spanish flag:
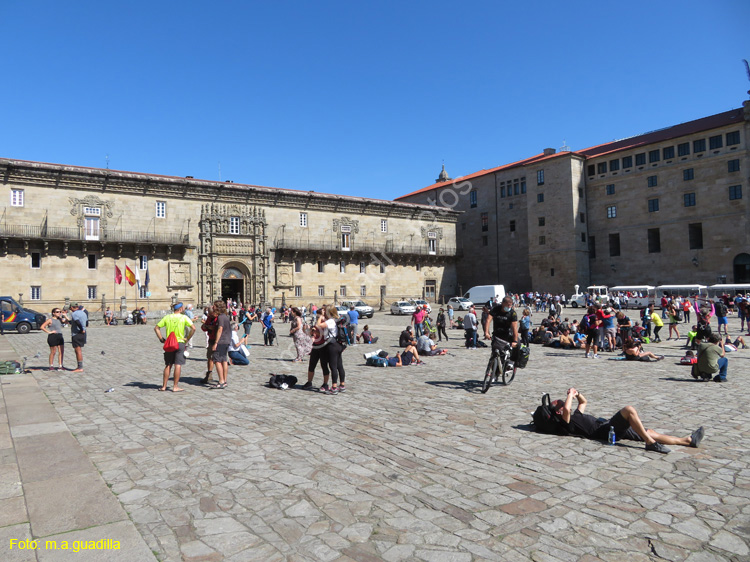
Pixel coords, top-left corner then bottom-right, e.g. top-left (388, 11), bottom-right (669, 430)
top-left (125, 265), bottom-right (136, 287)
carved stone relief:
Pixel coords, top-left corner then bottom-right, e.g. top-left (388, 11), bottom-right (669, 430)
top-left (332, 217), bottom-right (360, 234)
top-left (275, 263), bottom-right (293, 288)
top-left (420, 225), bottom-right (444, 239)
top-left (168, 262), bottom-right (192, 288)
top-left (69, 196), bottom-right (114, 230)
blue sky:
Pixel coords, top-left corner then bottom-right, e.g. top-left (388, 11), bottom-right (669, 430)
top-left (3, 1), bottom-right (749, 200)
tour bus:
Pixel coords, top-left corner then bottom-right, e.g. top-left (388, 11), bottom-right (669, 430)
top-left (609, 286), bottom-right (656, 309)
top-left (655, 285), bottom-right (708, 308)
top-left (569, 285), bottom-right (608, 307)
top-left (707, 284), bottom-right (750, 298)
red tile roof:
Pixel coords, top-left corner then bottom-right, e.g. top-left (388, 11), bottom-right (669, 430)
top-left (396, 107), bottom-right (745, 201)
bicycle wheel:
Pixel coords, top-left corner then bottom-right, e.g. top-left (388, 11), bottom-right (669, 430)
top-left (481, 356), bottom-right (498, 393)
top-left (501, 362), bottom-right (517, 385)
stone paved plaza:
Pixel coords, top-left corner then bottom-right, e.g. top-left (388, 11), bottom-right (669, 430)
top-left (4, 310), bottom-right (750, 562)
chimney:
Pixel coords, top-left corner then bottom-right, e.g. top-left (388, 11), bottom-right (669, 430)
top-left (543, 148), bottom-right (556, 156)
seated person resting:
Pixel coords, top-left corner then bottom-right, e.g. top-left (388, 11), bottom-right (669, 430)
top-left (623, 338), bottom-right (664, 361)
top-left (552, 387), bottom-right (704, 454)
top-left (399, 326), bottom-right (416, 348)
top-left (387, 345), bottom-right (422, 366)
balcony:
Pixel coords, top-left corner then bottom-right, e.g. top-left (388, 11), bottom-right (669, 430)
top-left (274, 236), bottom-right (460, 258)
top-left (0, 224), bottom-right (190, 246)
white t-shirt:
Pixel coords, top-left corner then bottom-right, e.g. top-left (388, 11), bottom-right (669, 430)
top-left (230, 331), bottom-right (242, 352)
top-left (324, 318), bottom-right (338, 339)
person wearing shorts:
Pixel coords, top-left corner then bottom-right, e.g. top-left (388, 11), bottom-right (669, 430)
top-left (551, 387), bottom-right (704, 454)
top-left (210, 300), bottom-right (231, 389)
top-left (154, 302), bottom-right (195, 392)
top-left (69, 302), bottom-right (88, 372)
top-left (40, 307), bottom-right (67, 370)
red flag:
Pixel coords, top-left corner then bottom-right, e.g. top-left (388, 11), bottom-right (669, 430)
top-left (125, 266), bottom-right (136, 286)
top-left (115, 265), bottom-right (123, 285)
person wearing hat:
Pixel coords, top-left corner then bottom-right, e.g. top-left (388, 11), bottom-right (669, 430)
top-left (154, 302), bottom-right (195, 392)
top-left (69, 302), bottom-right (88, 372)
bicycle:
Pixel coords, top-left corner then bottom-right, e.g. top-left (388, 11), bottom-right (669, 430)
top-left (481, 338), bottom-right (516, 393)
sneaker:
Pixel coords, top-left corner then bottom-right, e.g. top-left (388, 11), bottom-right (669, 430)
top-left (201, 373), bottom-right (212, 385)
top-left (326, 386), bottom-right (339, 395)
top-left (690, 426), bottom-right (705, 448)
top-left (301, 381), bottom-right (313, 390)
top-left (585, 353), bottom-right (590, 358)
top-left (645, 442), bottom-right (671, 454)
top-left (338, 384), bottom-right (347, 393)
top-left (713, 376), bottom-right (727, 383)
top-left (657, 355), bottom-right (665, 361)
top-left (592, 354), bottom-right (600, 359)
top-left (319, 384), bottom-right (329, 393)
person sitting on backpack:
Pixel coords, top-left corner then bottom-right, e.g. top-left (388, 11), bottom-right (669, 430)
top-left (551, 387), bottom-right (704, 454)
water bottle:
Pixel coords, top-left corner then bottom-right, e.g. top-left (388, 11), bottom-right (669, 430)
top-left (105, 388), bottom-right (115, 393)
top-left (608, 426), bottom-right (616, 445)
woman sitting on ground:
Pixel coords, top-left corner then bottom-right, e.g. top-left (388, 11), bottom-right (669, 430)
top-left (623, 338), bottom-right (664, 361)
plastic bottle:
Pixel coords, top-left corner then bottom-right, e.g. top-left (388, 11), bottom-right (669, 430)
top-left (608, 426), bottom-right (616, 445)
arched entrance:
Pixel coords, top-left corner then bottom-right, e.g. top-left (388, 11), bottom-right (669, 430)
top-left (221, 267), bottom-right (245, 304)
top-left (734, 253), bottom-right (750, 283)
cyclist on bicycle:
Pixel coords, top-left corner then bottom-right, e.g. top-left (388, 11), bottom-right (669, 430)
top-left (483, 296), bottom-right (519, 375)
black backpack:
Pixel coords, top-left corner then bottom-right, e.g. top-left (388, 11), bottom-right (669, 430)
top-left (715, 301), bottom-right (728, 317)
top-left (335, 317), bottom-right (349, 347)
top-left (268, 374), bottom-right (298, 389)
top-left (512, 344), bottom-right (530, 369)
top-left (532, 393), bottom-right (566, 435)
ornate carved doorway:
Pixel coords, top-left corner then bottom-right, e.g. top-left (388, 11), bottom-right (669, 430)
top-left (221, 267), bottom-right (245, 304)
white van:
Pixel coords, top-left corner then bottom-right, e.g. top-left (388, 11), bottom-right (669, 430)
top-left (463, 285), bottom-right (505, 306)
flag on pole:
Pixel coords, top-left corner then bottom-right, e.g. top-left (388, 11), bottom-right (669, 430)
top-left (115, 265), bottom-right (123, 285)
top-left (125, 266), bottom-right (136, 286)
top-left (135, 264), bottom-right (142, 289)
top-left (145, 266), bottom-right (150, 290)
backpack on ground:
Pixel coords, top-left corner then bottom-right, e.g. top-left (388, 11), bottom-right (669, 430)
top-left (512, 344), bottom-right (530, 369)
top-left (366, 356), bottom-right (388, 367)
top-left (532, 393), bottom-right (566, 435)
top-left (268, 374), bottom-right (298, 389)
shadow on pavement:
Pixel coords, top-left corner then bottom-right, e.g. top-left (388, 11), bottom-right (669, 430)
top-left (424, 380), bottom-right (486, 393)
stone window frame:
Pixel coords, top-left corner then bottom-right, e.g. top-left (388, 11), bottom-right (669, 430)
top-left (728, 159), bottom-right (740, 173)
top-left (380, 219), bottom-right (388, 233)
top-left (156, 200), bottom-right (166, 219)
top-left (87, 285), bottom-right (97, 300)
top-left (729, 185), bottom-right (742, 200)
top-left (684, 193), bottom-right (696, 207)
top-left (683, 168), bottom-right (694, 181)
top-left (607, 206), bottom-right (617, 219)
top-left (294, 286), bottom-right (302, 297)
top-left (30, 286), bottom-right (41, 300)
top-left (10, 188), bottom-right (24, 207)
top-left (229, 216), bottom-right (240, 235)
top-left (299, 212), bottom-right (308, 227)
top-left (31, 252), bottom-right (41, 269)
top-left (318, 285), bottom-right (325, 297)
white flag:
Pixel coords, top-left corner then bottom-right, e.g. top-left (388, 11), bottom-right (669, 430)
top-left (135, 263), bottom-right (142, 289)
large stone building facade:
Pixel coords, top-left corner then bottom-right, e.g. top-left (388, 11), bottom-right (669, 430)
top-left (0, 160), bottom-right (459, 315)
top-left (397, 99), bottom-right (750, 295)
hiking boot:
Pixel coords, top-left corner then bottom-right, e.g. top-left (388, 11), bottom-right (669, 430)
top-left (690, 426), bottom-right (705, 448)
top-left (645, 442), bottom-right (671, 454)
top-left (301, 381), bottom-right (313, 390)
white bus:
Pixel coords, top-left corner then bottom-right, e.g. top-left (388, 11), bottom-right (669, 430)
top-left (609, 286), bottom-right (656, 309)
top-left (655, 285), bottom-right (708, 308)
top-left (707, 284), bottom-right (750, 298)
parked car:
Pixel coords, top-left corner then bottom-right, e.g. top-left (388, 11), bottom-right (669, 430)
top-left (335, 305), bottom-right (350, 318)
top-left (0, 296), bottom-right (46, 334)
top-left (390, 301), bottom-right (416, 315)
top-left (341, 300), bottom-right (374, 318)
top-left (447, 297), bottom-right (473, 311)
top-left (409, 299), bottom-right (432, 313)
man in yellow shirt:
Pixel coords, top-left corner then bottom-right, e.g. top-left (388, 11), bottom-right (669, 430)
top-left (154, 303), bottom-right (195, 392)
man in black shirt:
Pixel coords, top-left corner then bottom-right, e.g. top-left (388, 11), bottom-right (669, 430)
top-left (551, 387), bottom-right (704, 454)
top-left (484, 296), bottom-right (519, 346)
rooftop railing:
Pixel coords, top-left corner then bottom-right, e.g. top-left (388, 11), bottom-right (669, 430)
top-left (0, 224), bottom-right (190, 245)
top-left (274, 236), bottom-right (460, 257)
